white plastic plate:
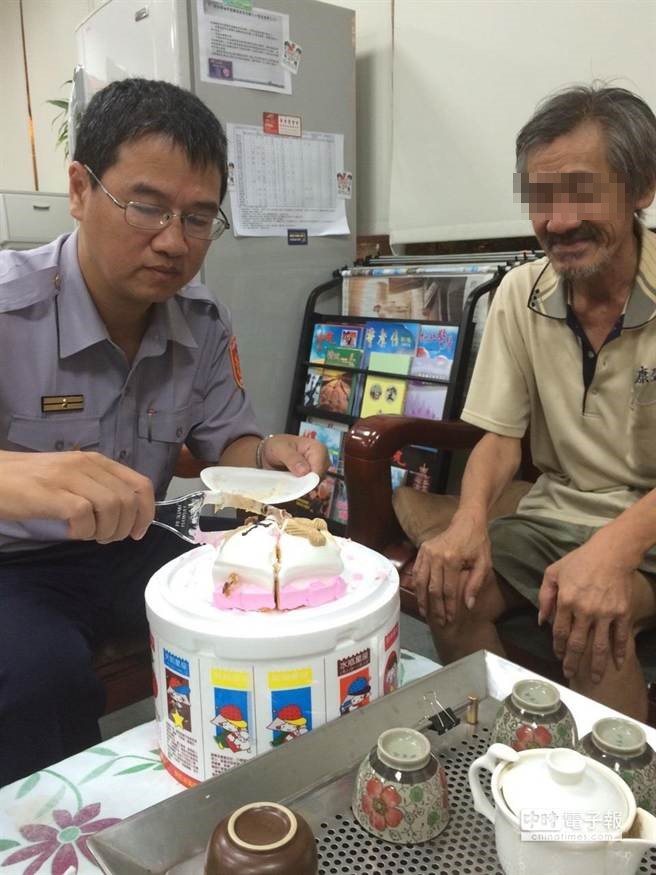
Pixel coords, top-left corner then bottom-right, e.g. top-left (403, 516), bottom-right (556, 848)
top-left (199, 466), bottom-right (320, 504)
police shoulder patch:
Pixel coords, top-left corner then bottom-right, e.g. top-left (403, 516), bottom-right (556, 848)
top-left (228, 335), bottom-right (244, 389)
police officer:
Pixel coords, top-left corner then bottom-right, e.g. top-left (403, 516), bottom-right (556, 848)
top-left (0, 78), bottom-right (328, 785)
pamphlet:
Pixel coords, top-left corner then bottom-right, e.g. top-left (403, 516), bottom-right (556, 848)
top-left (404, 382), bottom-right (448, 421)
top-left (299, 418), bottom-right (347, 474)
top-left (329, 478), bottom-right (348, 524)
top-left (309, 324), bottom-right (362, 364)
top-left (363, 321), bottom-right (419, 363)
top-left (368, 351), bottom-right (412, 377)
top-left (410, 324), bottom-right (459, 381)
top-left (318, 369), bottom-right (357, 415)
top-left (324, 344), bottom-right (364, 370)
top-left (360, 375), bottom-right (407, 418)
top-left (293, 474), bottom-right (336, 520)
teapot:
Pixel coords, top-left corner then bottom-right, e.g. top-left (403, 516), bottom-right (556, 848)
top-left (468, 742), bottom-right (656, 875)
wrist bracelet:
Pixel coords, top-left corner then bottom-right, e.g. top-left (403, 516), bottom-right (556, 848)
top-left (255, 434), bottom-right (274, 469)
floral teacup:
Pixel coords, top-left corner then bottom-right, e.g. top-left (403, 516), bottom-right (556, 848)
top-left (491, 679), bottom-right (578, 751)
top-left (352, 727), bottom-right (449, 844)
top-left (578, 717), bottom-right (656, 815)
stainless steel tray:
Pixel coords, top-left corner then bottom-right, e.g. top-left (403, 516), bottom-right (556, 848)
top-left (88, 651), bottom-right (656, 874)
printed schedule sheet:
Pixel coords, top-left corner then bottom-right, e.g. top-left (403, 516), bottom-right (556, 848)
top-left (227, 123), bottom-right (350, 237)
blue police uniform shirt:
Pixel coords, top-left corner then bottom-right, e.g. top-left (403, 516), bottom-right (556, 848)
top-left (0, 231), bottom-right (261, 550)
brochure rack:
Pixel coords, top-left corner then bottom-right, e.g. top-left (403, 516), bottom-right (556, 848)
top-left (285, 252), bottom-right (541, 534)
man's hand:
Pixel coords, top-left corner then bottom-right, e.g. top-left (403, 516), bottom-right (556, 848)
top-left (412, 511), bottom-right (492, 626)
top-left (538, 539), bottom-right (634, 684)
top-left (260, 433), bottom-right (329, 477)
top-left (0, 451), bottom-right (154, 543)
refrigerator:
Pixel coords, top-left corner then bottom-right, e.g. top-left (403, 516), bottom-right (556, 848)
top-left (74, 0), bottom-right (355, 437)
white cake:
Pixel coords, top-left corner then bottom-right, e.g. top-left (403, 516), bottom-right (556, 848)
top-left (212, 516), bottom-right (346, 611)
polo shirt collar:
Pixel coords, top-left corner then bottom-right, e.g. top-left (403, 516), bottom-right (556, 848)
top-left (57, 231), bottom-right (200, 358)
top-left (527, 222), bottom-right (656, 328)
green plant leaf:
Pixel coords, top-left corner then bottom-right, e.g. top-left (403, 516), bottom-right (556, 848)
top-left (46, 85), bottom-right (71, 158)
top-left (90, 746), bottom-right (118, 757)
top-left (34, 784), bottom-right (66, 821)
top-left (16, 773), bottom-right (40, 798)
top-left (80, 760), bottom-right (116, 783)
top-left (0, 839), bottom-right (21, 851)
top-left (115, 763), bottom-right (156, 775)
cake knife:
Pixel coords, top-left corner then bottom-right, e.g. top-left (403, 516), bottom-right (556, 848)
top-left (152, 489), bottom-right (290, 543)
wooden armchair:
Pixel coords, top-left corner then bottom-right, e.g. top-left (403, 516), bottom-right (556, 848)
top-left (92, 447), bottom-right (207, 714)
top-left (343, 414), bottom-right (564, 680)
top-left (343, 414), bottom-right (656, 723)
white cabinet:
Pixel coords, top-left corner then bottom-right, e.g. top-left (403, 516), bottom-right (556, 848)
top-left (0, 192), bottom-right (72, 249)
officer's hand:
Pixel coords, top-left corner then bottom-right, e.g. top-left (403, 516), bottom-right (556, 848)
top-left (260, 434), bottom-right (330, 477)
top-left (0, 451), bottom-right (154, 543)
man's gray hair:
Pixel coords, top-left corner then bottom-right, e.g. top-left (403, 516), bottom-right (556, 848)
top-left (516, 84), bottom-right (656, 199)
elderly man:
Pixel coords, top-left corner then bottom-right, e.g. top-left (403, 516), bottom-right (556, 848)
top-left (413, 84), bottom-right (656, 722)
top-left (0, 78), bottom-right (327, 785)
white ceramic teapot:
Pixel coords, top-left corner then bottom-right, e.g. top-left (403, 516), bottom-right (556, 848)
top-left (468, 742), bottom-right (656, 875)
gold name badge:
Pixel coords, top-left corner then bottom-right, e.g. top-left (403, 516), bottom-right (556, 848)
top-left (41, 395), bottom-right (84, 413)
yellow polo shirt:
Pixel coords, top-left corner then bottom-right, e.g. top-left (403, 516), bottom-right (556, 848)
top-left (461, 223), bottom-right (656, 527)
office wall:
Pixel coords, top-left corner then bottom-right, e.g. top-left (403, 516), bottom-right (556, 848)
top-left (0, 0), bottom-right (392, 236)
top-left (0, 1), bottom-right (33, 190)
top-left (323, 0), bottom-right (392, 237)
top-left (0, 0), bottom-right (97, 193)
top-left (9, 1), bottom-right (654, 242)
top-left (389, 0), bottom-right (656, 244)
top-left (22, 0), bottom-right (98, 192)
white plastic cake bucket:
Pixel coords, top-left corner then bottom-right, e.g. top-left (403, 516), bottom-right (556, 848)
top-left (146, 539), bottom-right (400, 786)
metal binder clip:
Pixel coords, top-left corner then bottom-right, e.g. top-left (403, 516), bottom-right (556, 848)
top-left (437, 704), bottom-right (459, 731)
top-left (422, 692), bottom-right (460, 735)
top-left (422, 692), bottom-right (442, 733)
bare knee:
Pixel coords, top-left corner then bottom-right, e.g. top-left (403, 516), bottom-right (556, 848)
top-left (571, 632), bottom-right (638, 684)
top-left (427, 594), bottom-right (504, 661)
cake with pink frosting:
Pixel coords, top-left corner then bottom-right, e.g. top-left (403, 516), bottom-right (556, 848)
top-left (212, 516), bottom-right (346, 611)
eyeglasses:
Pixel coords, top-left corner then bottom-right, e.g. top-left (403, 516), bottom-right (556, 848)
top-left (84, 165), bottom-right (230, 241)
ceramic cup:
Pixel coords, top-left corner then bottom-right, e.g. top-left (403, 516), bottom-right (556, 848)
top-left (204, 801), bottom-right (318, 875)
top-left (577, 717), bottom-right (656, 815)
top-left (352, 726), bottom-right (449, 844)
top-left (491, 679), bottom-right (578, 751)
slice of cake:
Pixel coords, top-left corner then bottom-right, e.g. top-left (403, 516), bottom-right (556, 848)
top-left (212, 518), bottom-right (279, 610)
top-left (211, 515), bottom-right (346, 611)
top-left (276, 518), bottom-right (346, 610)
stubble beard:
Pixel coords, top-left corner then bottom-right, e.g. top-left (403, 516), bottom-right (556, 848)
top-left (542, 222), bottom-right (611, 282)
top-left (552, 246), bottom-right (613, 282)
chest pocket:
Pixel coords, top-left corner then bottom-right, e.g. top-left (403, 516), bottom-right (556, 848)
top-left (630, 378), bottom-right (656, 408)
top-left (7, 415), bottom-right (101, 452)
top-left (137, 405), bottom-right (194, 444)
top-left (628, 379), bottom-right (656, 479)
top-left (136, 405), bottom-right (195, 495)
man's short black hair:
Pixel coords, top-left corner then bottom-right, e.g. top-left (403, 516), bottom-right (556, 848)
top-left (73, 78), bottom-right (228, 202)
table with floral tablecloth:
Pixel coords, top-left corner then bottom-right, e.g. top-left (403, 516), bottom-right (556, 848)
top-left (0, 650), bottom-right (441, 875)
top-left (4, 651), bottom-right (651, 875)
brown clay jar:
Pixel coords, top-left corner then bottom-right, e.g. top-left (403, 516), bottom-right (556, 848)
top-left (204, 801), bottom-right (318, 875)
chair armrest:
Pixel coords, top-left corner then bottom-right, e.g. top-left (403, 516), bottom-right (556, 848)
top-left (344, 415), bottom-right (484, 551)
top-left (173, 445), bottom-right (209, 478)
